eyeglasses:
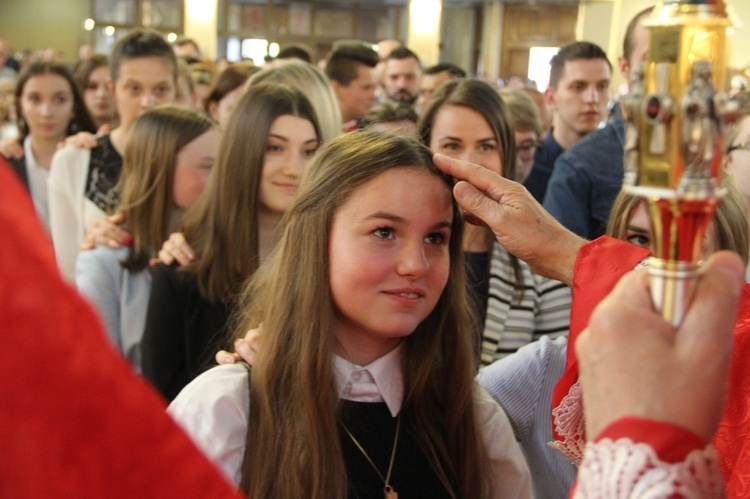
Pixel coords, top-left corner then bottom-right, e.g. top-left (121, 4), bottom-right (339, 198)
top-left (727, 142), bottom-right (750, 155)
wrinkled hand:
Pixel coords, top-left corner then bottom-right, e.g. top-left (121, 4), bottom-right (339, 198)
top-left (432, 154), bottom-right (585, 285)
top-left (59, 131), bottom-right (98, 150)
top-left (577, 251), bottom-right (744, 442)
top-left (151, 232), bottom-right (194, 267)
top-left (0, 136), bottom-right (23, 160)
top-left (215, 327), bottom-right (261, 365)
top-left (80, 213), bottom-right (133, 250)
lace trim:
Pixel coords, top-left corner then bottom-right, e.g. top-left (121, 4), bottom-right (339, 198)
top-left (549, 379), bottom-right (585, 466)
top-left (548, 258), bottom-right (651, 467)
top-left (84, 135), bottom-right (122, 214)
top-left (574, 438), bottom-right (724, 498)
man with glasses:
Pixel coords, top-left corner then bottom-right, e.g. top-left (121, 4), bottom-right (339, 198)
top-left (499, 87), bottom-right (544, 182)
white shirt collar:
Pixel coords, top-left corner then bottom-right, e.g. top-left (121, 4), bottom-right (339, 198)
top-left (333, 342), bottom-right (404, 417)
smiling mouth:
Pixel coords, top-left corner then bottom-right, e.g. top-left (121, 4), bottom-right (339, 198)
top-left (384, 290), bottom-right (425, 299)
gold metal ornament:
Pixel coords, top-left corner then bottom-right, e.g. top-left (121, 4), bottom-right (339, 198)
top-left (623, 0), bottom-right (736, 325)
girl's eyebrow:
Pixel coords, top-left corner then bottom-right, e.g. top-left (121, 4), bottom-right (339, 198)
top-left (364, 211), bottom-right (405, 224)
top-left (626, 224), bottom-right (649, 234)
top-left (439, 135), bottom-right (497, 143)
top-left (364, 211), bottom-right (452, 229)
top-left (268, 135), bottom-right (319, 144)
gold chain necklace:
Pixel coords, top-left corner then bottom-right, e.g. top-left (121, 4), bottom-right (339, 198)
top-left (340, 413), bottom-right (401, 499)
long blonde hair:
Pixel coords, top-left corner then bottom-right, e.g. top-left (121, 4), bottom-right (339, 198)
top-left (235, 131), bottom-right (490, 498)
top-left (117, 105), bottom-right (215, 271)
top-left (181, 83), bottom-right (320, 302)
top-left (606, 178), bottom-right (749, 265)
top-left (248, 60), bottom-right (342, 142)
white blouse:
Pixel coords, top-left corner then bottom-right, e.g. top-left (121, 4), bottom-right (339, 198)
top-left (168, 344), bottom-right (532, 498)
top-left (23, 137), bottom-right (50, 232)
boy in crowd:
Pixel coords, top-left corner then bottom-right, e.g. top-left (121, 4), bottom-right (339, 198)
top-left (325, 41), bottom-right (379, 131)
top-left (523, 41), bottom-right (611, 203)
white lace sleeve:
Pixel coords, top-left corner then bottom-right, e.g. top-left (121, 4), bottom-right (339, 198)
top-left (574, 438), bottom-right (724, 498)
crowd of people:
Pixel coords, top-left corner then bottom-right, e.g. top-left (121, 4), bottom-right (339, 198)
top-left (2, 4), bottom-right (750, 496)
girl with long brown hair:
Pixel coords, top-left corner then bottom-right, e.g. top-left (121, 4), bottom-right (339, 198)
top-left (141, 83), bottom-right (321, 400)
top-left (168, 131), bottom-right (531, 498)
top-left (5, 61), bottom-right (97, 231)
top-left (75, 105), bottom-right (218, 369)
top-left (419, 78), bottom-right (571, 365)
top-left (74, 54), bottom-right (117, 131)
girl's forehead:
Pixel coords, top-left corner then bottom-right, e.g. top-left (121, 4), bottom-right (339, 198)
top-left (358, 167), bottom-right (445, 189)
top-left (25, 73), bottom-right (71, 90)
top-left (337, 167), bottom-right (449, 209)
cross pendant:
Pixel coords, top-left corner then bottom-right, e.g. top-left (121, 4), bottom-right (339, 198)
top-left (384, 485), bottom-right (398, 499)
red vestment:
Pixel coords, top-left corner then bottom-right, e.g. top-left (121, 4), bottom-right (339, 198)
top-left (554, 236), bottom-right (750, 497)
top-left (0, 158), bottom-right (241, 498)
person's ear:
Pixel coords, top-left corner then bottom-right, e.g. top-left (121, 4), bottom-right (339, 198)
top-left (618, 55), bottom-right (629, 80)
top-left (544, 86), bottom-right (556, 110)
top-left (207, 100), bottom-right (219, 121)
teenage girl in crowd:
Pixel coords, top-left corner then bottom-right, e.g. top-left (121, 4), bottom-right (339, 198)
top-left (545, 178), bottom-right (750, 495)
top-left (82, 61), bottom-right (341, 268)
top-left (75, 105), bottom-right (218, 370)
top-left (168, 130), bottom-right (531, 498)
top-left (140, 84), bottom-right (321, 400)
top-left (74, 54), bottom-right (117, 132)
top-left (419, 78), bottom-right (570, 364)
top-left (204, 62), bottom-right (257, 131)
top-left (5, 61), bottom-right (96, 232)
top-left (470, 178), bottom-right (749, 498)
top-left (606, 184), bottom-right (749, 262)
top-left (156, 60), bottom-right (342, 267)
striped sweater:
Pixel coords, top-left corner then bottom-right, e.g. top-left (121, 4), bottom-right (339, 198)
top-left (480, 242), bottom-right (571, 365)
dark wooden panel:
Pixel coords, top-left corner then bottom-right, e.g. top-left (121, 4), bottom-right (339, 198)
top-left (500, 3), bottom-right (578, 81)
